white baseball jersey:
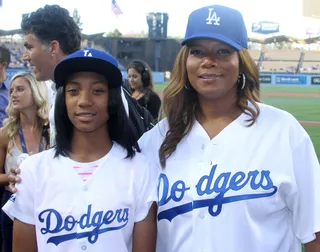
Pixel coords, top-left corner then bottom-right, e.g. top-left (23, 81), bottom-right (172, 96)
top-left (3, 143), bottom-right (156, 252)
top-left (46, 81), bottom-right (56, 147)
top-left (139, 102), bottom-right (320, 252)
top-left (45, 80), bottom-right (56, 109)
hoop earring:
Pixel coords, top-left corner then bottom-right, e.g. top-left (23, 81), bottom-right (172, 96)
top-left (238, 73), bottom-right (246, 90)
top-left (184, 81), bottom-right (193, 91)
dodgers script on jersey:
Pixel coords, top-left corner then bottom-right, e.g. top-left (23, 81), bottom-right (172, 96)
top-left (3, 143), bottom-right (157, 252)
top-left (139, 102), bottom-right (320, 252)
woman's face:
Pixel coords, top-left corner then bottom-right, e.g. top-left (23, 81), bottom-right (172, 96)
top-left (10, 77), bottom-right (35, 111)
top-left (128, 68), bottom-right (143, 90)
top-left (186, 39), bottom-right (240, 101)
top-left (65, 72), bottom-right (109, 133)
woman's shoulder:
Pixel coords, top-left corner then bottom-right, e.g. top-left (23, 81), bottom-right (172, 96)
top-left (0, 128), bottom-right (9, 148)
top-left (21, 149), bottom-right (55, 166)
top-left (255, 102), bottom-right (310, 148)
top-left (148, 90), bottom-right (161, 100)
top-left (257, 102), bottom-right (301, 125)
top-left (138, 118), bottom-right (168, 152)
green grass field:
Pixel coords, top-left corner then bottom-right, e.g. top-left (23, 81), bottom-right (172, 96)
top-left (154, 83), bottom-right (320, 160)
top-left (261, 97), bottom-right (320, 121)
top-left (261, 85), bottom-right (320, 94)
top-left (154, 83), bottom-right (320, 94)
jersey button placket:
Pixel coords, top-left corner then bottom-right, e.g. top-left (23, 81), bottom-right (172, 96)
top-left (199, 212), bottom-right (205, 219)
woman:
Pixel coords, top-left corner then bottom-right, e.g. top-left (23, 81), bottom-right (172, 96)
top-left (0, 72), bottom-right (49, 252)
top-left (127, 60), bottom-right (161, 119)
top-left (139, 5), bottom-right (320, 252)
top-left (4, 49), bottom-right (157, 252)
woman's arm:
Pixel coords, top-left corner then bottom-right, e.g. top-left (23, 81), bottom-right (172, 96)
top-left (146, 92), bottom-right (161, 119)
top-left (132, 202), bottom-right (157, 252)
top-left (304, 232), bottom-right (320, 252)
top-left (0, 128), bottom-right (10, 186)
top-left (13, 219), bottom-right (37, 252)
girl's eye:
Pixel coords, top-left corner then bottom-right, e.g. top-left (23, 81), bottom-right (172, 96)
top-left (93, 89), bottom-right (105, 94)
top-left (67, 89), bottom-right (79, 95)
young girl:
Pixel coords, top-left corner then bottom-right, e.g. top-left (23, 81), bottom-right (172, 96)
top-left (0, 72), bottom-right (49, 252)
top-left (4, 49), bottom-right (157, 252)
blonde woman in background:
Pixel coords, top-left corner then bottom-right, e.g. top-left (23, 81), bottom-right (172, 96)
top-left (0, 72), bottom-right (49, 252)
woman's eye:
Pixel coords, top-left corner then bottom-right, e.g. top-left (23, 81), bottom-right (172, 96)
top-left (190, 49), bottom-right (203, 55)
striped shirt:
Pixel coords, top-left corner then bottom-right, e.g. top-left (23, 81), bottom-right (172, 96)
top-left (73, 164), bottom-right (99, 181)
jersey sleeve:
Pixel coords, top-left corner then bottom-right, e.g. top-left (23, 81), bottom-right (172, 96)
top-left (2, 158), bottom-right (36, 225)
top-left (134, 156), bottom-right (159, 222)
top-left (286, 136), bottom-right (320, 244)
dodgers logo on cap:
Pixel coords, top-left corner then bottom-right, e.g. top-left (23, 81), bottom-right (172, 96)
top-left (83, 49), bottom-right (93, 57)
top-left (182, 5), bottom-right (248, 51)
top-left (54, 48), bottom-right (123, 89)
top-left (206, 8), bottom-right (220, 26)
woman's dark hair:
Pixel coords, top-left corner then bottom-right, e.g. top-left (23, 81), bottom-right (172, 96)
top-left (54, 85), bottom-right (140, 159)
top-left (127, 60), bottom-right (154, 91)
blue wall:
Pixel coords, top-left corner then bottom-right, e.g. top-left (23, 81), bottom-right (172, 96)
top-left (6, 68), bottom-right (320, 85)
top-left (259, 73), bottom-right (320, 85)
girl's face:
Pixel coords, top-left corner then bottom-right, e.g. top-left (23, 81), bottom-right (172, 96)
top-left (65, 72), bottom-right (109, 133)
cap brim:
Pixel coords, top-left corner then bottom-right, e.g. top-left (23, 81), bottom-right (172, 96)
top-left (181, 32), bottom-right (243, 51)
top-left (54, 57), bottom-right (123, 89)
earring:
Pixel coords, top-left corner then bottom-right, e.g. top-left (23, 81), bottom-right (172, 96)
top-left (238, 73), bottom-right (246, 90)
top-left (184, 81), bottom-right (193, 91)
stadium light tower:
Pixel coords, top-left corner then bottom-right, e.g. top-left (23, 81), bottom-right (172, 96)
top-left (146, 12), bottom-right (169, 71)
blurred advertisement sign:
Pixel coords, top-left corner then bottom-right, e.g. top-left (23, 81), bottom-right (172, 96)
top-left (252, 21), bottom-right (280, 34)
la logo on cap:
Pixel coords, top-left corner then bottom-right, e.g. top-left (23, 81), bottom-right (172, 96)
top-left (206, 8), bottom-right (220, 26)
top-left (83, 49), bottom-right (93, 57)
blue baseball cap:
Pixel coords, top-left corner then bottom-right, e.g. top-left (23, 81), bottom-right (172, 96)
top-left (54, 48), bottom-right (123, 89)
top-left (182, 5), bottom-right (248, 50)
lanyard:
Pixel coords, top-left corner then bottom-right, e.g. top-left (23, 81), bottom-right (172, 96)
top-left (18, 123), bottom-right (44, 154)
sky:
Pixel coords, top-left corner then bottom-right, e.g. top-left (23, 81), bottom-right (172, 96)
top-left (0, 0), bottom-right (320, 39)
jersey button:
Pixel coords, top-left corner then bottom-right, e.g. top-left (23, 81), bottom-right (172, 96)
top-left (82, 185), bottom-right (88, 191)
top-left (81, 245), bottom-right (87, 250)
top-left (199, 213), bottom-right (204, 219)
top-left (201, 144), bottom-right (205, 150)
